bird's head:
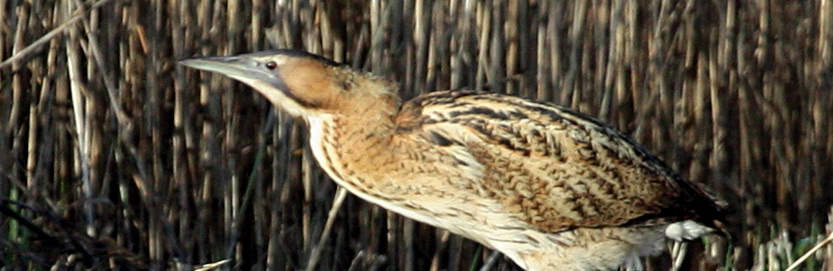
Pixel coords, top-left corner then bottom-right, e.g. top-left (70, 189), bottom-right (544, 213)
top-left (180, 50), bottom-right (399, 120)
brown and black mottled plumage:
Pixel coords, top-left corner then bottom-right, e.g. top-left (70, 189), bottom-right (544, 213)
top-left (397, 91), bottom-right (726, 231)
top-left (180, 50), bottom-right (728, 271)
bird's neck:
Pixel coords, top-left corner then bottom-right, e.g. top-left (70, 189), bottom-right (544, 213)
top-left (305, 97), bottom-right (401, 191)
top-left (337, 94), bottom-right (399, 137)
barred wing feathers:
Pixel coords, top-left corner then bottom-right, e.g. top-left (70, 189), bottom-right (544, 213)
top-left (395, 91), bottom-right (726, 234)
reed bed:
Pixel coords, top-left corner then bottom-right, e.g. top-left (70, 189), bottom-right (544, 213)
top-left (1, 0), bottom-right (832, 270)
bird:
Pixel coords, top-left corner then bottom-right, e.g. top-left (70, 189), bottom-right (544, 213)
top-left (179, 49), bottom-right (728, 271)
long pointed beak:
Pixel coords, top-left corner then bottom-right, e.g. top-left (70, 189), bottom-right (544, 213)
top-left (179, 55), bottom-right (277, 86)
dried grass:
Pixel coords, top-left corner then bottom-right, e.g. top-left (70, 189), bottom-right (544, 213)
top-left (1, 0), bottom-right (832, 270)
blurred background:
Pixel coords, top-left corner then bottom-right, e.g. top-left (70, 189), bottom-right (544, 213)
top-left (1, 0), bottom-right (832, 270)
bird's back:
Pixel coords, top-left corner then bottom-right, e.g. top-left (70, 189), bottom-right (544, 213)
top-left (390, 90), bottom-right (727, 270)
top-left (395, 91), bottom-right (726, 231)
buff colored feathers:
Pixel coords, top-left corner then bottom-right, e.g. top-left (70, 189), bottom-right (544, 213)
top-left (180, 50), bottom-right (727, 271)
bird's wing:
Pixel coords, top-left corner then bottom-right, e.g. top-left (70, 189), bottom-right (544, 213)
top-left (394, 91), bottom-right (726, 234)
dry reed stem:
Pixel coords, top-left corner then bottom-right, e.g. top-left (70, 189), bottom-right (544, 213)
top-left (785, 232), bottom-right (833, 271)
top-left (0, 0), bottom-right (112, 69)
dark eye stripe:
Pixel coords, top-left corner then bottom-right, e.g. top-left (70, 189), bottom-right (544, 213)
top-left (267, 71), bottom-right (323, 109)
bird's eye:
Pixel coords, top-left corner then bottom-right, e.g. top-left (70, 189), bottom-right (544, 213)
top-left (265, 61), bottom-right (277, 70)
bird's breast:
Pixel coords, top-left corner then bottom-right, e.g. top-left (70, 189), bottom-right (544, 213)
top-left (305, 115), bottom-right (476, 230)
top-left (304, 114), bottom-right (526, 233)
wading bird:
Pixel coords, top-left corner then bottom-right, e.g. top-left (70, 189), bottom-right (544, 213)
top-left (180, 50), bottom-right (727, 271)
